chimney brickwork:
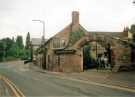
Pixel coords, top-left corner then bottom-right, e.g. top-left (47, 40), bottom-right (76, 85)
top-left (72, 11), bottom-right (80, 32)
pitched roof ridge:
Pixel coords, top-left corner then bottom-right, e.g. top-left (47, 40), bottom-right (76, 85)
top-left (56, 23), bottom-right (72, 34)
top-left (88, 31), bottom-right (123, 33)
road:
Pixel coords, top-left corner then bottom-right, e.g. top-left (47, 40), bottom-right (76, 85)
top-left (0, 78), bottom-right (12, 96)
top-left (0, 62), bottom-right (135, 97)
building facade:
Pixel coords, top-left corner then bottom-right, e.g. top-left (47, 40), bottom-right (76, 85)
top-left (35, 11), bottom-right (133, 72)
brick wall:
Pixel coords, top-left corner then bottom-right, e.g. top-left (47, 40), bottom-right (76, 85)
top-left (58, 51), bottom-right (83, 72)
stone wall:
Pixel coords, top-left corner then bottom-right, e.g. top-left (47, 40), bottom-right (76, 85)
top-left (59, 51), bottom-right (83, 72)
top-left (45, 48), bottom-right (83, 72)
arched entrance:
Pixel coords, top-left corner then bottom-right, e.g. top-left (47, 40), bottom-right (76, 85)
top-left (75, 36), bottom-right (115, 70)
top-left (83, 44), bottom-right (93, 70)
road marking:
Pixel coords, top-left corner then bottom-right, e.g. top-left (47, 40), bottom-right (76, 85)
top-left (48, 74), bottom-right (135, 93)
top-left (0, 75), bottom-right (25, 97)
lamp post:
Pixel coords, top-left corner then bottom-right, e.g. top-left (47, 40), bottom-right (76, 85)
top-left (32, 20), bottom-right (45, 44)
top-left (32, 20), bottom-right (45, 68)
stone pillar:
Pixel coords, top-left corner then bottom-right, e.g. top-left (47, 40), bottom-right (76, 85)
top-left (112, 46), bottom-right (131, 72)
top-left (112, 47), bottom-right (121, 72)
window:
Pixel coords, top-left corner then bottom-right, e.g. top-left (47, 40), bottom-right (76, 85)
top-left (52, 38), bottom-right (66, 48)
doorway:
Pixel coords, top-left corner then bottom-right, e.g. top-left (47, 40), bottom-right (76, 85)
top-left (83, 45), bottom-right (94, 70)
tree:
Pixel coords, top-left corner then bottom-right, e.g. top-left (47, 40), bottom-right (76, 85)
top-left (12, 37), bottom-right (15, 43)
top-left (0, 36), bottom-right (27, 61)
top-left (0, 38), bottom-right (16, 61)
top-left (25, 32), bottom-right (31, 59)
top-left (1, 38), bottom-right (14, 57)
top-left (130, 24), bottom-right (135, 63)
top-left (0, 41), bottom-right (4, 61)
top-left (25, 32), bottom-right (31, 49)
top-left (130, 24), bottom-right (135, 42)
top-left (16, 35), bottom-right (24, 49)
top-left (7, 43), bottom-right (18, 57)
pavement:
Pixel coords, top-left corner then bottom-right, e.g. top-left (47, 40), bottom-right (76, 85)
top-left (30, 62), bottom-right (135, 90)
top-left (0, 60), bottom-right (135, 97)
top-left (64, 69), bottom-right (135, 90)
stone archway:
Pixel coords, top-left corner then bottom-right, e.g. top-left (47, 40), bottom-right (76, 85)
top-left (73, 34), bottom-right (131, 72)
top-left (73, 36), bottom-right (109, 70)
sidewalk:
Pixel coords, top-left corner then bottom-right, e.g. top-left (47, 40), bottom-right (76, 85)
top-left (30, 63), bottom-right (135, 90)
top-left (65, 69), bottom-right (135, 90)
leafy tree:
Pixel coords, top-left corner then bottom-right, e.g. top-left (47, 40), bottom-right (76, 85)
top-left (130, 24), bottom-right (135, 42)
top-left (0, 38), bottom-right (15, 61)
top-left (7, 43), bottom-right (18, 57)
top-left (130, 24), bottom-right (135, 63)
top-left (25, 32), bottom-right (31, 49)
top-left (16, 35), bottom-right (24, 49)
top-left (25, 32), bottom-right (31, 59)
top-left (0, 41), bottom-right (4, 61)
top-left (0, 36), bottom-right (28, 61)
top-left (1, 38), bottom-right (14, 57)
top-left (12, 37), bottom-right (15, 43)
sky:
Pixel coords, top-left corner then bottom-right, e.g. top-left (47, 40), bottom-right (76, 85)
top-left (0, 0), bottom-right (135, 42)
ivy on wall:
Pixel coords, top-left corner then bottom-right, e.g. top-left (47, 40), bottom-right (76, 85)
top-left (69, 28), bottom-right (85, 46)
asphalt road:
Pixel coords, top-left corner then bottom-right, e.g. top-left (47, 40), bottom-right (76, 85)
top-left (0, 79), bottom-right (11, 96)
top-left (0, 62), bottom-right (135, 97)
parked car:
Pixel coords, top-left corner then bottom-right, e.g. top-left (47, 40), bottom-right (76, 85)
top-left (24, 58), bottom-right (32, 64)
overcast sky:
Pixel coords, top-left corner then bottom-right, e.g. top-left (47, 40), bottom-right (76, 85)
top-left (0, 0), bottom-right (135, 41)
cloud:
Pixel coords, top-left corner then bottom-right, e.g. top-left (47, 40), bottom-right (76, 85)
top-left (0, 0), bottom-right (135, 41)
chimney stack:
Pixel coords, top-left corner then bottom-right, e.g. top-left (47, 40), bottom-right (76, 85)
top-left (72, 11), bottom-right (80, 32)
top-left (72, 11), bottom-right (79, 25)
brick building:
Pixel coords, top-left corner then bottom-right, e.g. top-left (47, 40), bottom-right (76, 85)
top-left (35, 11), bottom-right (133, 72)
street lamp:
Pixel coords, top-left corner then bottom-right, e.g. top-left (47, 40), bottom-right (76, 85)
top-left (32, 20), bottom-right (45, 44)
